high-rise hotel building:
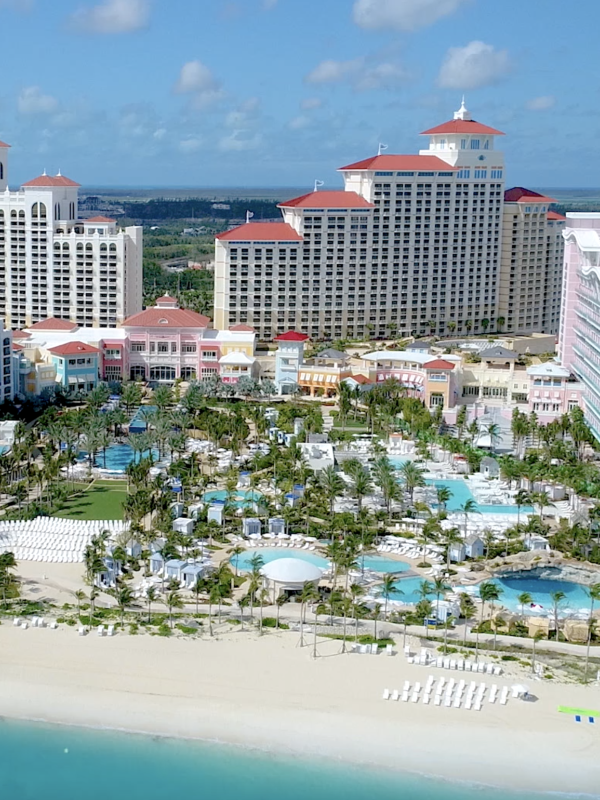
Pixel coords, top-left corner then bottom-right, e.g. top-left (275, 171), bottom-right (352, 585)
top-left (214, 102), bottom-right (564, 342)
top-left (0, 140), bottom-right (142, 329)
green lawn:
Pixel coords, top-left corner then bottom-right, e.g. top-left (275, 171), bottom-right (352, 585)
top-left (52, 480), bottom-right (127, 520)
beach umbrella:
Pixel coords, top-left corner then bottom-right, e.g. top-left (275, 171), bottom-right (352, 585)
top-left (512, 683), bottom-right (530, 696)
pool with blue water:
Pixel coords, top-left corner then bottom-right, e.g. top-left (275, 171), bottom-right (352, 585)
top-left (488, 572), bottom-right (591, 615)
top-left (232, 549), bottom-right (410, 574)
top-left (85, 443), bottom-right (159, 472)
top-left (204, 489), bottom-right (263, 508)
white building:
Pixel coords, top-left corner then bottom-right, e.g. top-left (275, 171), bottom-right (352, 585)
top-left (214, 101), bottom-right (510, 341)
top-left (0, 139), bottom-right (142, 329)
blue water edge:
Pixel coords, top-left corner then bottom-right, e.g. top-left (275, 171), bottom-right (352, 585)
top-left (0, 719), bottom-right (547, 800)
top-left (232, 549), bottom-right (410, 574)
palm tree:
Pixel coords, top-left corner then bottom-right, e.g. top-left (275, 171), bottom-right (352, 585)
top-left (550, 591), bottom-right (565, 642)
top-left (372, 602), bottom-right (382, 642)
top-left (320, 466), bottom-right (345, 516)
top-left (73, 589), bottom-right (86, 620)
top-left (518, 591), bottom-right (532, 624)
top-left (418, 579), bottom-right (433, 637)
top-left (459, 498), bottom-right (479, 536)
top-left (399, 461), bottom-right (426, 503)
top-left (115, 583), bottom-right (134, 629)
top-left (483, 422), bottom-right (502, 454)
top-left (164, 588), bottom-right (183, 629)
top-left (275, 593), bottom-right (286, 629)
top-left (476, 581), bottom-right (500, 659)
top-left (146, 586), bottom-right (158, 623)
top-left (350, 582), bottom-right (366, 641)
top-left (515, 489), bottom-right (531, 526)
top-left (532, 490), bottom-right (554, 522)
top-left (432, 576), bottom-right (450, 624)
top-left (443, 527), bottom-right (462, 570)
top-left (258, 588), bottom-right (270, 636)
top-left (436, 485), bottom-right (452, 512)
top-left (351, 467), bottom-right (372, 513)
top-left (380, 574), bottom-right (396, 622)
top-left (584, 583), bottom-right (600, 682)
top-left (299, 582), bottom-right (318, 646)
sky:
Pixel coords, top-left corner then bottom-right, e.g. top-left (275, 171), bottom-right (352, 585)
top-left (0, 0), bottom-right (598, 189)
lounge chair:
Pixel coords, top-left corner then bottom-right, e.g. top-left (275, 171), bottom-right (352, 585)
top-left (20, 622), bottom-right (28, 630)
top-left (486, 664), bottom-right (494, 674)
top-left (403, 680), bottom-right (411, 692)
top-left (385, 644), bottom-right (393, 656)
top-left (450, 659), bottom-right (457, 670)
top-left (453, 695), bottom-right (461, 708)
top-left (391, 689), bottom-right (399, 701)
top-left (500, 688), bottom-right (509, 705)
top-left (457, 659), bottom-right (464, 671)
top-left (78, 626), bottom-right (86, 636)
top-left (97, 625), bottom-right (104, 636)
top-left (401, 690), bottom-right (409, 702)
top-left (423, 694), bottom-right (431, 705)
top-left (371, 643), bottom-right (379, 655)
top-left (465, 698), bottom-right (472, 710)
top-left (474, 700), bottom-right (482, 711)
top-left (382, 688), bottom-right (390, 700)
top-left (13, 617), bottom-right (20, 626)
top-left (411, 692), bottom-right (419, 703)
top-left (50, 621), bottom-right (58, 629)
top-left (414, 682), bottom-right (421, 693)
top-left (434, 695), bottom-right (442, 706)
top-left (444, 696), bottom-right (452, 707)
top-left (107, 625), bottom-right (115, 637)
top-left (464, 662), bottom-right (472, 672)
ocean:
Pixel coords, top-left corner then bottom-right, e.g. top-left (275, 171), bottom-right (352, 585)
top-left (0, 719), bottom-right (559, 800)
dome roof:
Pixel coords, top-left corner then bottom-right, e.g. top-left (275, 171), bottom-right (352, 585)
top-left (261, 558), bottom-right (322, 583)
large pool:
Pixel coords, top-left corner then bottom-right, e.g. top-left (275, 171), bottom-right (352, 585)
top-left (204, 489), bottom-right (263, 508)
top-left (426, 478), bottom-right (534, 515)
top-left (92, 443), bottom-right (159, 472)
top-left (386, 576), bottom-right (435, 605)
top-left (232, 549), bottom-right (410, 575)
top-left (488, 573), bottom-right (590, 615)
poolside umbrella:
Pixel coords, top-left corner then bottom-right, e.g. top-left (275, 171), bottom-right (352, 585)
top-left (512, 684), bottom-right (530, 697)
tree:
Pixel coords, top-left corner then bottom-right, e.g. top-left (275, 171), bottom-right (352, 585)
top-left (350, 467), bottom-right (372, 513)
top-left (164, 588), bottom-right (183, 629)
top-left (459, 498), bottom-right (479, 537)
top-left (228, 544), bottom-right (244, 577)
top-left (443, 527), bottom-right (462, 571)
top-left (146, 585), bottom-right (158, 623)
top-left (275, 593), bottom-right (286, 629)
top-left (550, 591), bottom-right (565, 642)
top-left (481, 318), bottom-right (490, 332)
top-left (399, 461), bottom-right (426, 503)
top-left (515, 489), bottom-right (531, 526)
top-left (115, 583), bottom-right (134, 629)
top-left (584, 583), bottom-right (600, 683)
top-left (299, 582), bottom-right (318, 646)
top-left (518, 591), bottom-right (532, 624)
top-left (436, 485), bottom-right (452, 512)
top-left (73, 589), bottom-right (86, 620)
top-left (320, 465), bottom-right (345, 517)
top-left (496, 316), bottom-right (505, 332)
top-left (447, 321), bottom-right (456, 335)
top-left (532, 490), bottom-right (554, 522)
top-left (476, 581), bottom-right (500, 659)
top-left (483, 422), bottom-right (502, 454)
top-left (380, 574), bottom-right (396, 622)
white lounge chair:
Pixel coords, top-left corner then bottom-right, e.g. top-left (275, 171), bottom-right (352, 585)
top-left (20, 622), bottom-right (28, 630)
top-left (434, 695), bottom-right (442, 706)
top-left (107, 625), bottom-right (115, 637)
top-left (474, 700), bottom-right (482, 711)
top-left (500, 688), bottom-right (509, 705)
top-left (391, 689), bottom-right (399, 701)
top-left (423, 694), bottom-right (431, 705)
top-left (385, 644), bottom-right (393, 656)
top-left (403, 680), bottom-right (411, 692)
top-left (402, 690), bottom-right (409, 702)
top-left (411, 692), bottom-right (419, 703)
top-left (97, 625), bottom-right (104, 636)
top-left (465, 698), bottom-right (472, 710)
top-left (78, 626), bottom-right (86, 636)
top-left (13, 617), bottom-right (20, 626)
top-left (453, 695), bottom-right (461, 708)
top-left (444, 696), bottom-right (452, 707)
top-left (371, 643), bottom-right (379, 655)
top-left (382, 688), bottom-right (390, 700)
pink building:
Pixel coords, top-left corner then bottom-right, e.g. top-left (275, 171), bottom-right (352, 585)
top-left (526, 362), bottom-right (583, 421)
top-left (559, 213), bottom-right (600, 437)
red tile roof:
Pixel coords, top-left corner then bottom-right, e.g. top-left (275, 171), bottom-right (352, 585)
top-left (48, 341), bottom-right (100, 356)
top-left (547, 210), bottom-right (566, 221)
top-left (338, 154), bottom-right (458, 171)
top-left (421, 119), bottom-right (504, 136)
top-left (123, 307), bottom-right (211, 329)
top-left (12, 343), bottom-right (23, 351)
top-left (349, 374), bottom-right (370, 384)
top-left (28, 317), bottom-right (78, 331)
top-left (229, 324), bottom-right (255, 332)
top-left (12, 330), bottom-right (31, 339)
top-left (216, 222), bottom-right (303, 242)
top-left (424, 359), bottom-right (455, 370)
top-left (0, 140), bottom-right (10, 148)
top-left (85, 216), bottom-right (116, 223)
top-left (22, 175), bottom-right (80, 188)
top-left (274, 331), bottom-right (310, 342)
top-left (504, 187), bottom-right (556, 204)
top-left (279, 190), bottom-right (373, 209)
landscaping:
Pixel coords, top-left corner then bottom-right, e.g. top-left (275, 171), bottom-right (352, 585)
top-left (51, 480), bottom-right (127, 520)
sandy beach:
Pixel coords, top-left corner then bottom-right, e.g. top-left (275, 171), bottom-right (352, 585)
top-left (0, 624), bottom-right (598, 795)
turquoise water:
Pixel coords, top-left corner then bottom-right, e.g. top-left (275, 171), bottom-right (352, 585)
top-left (426, 478), bottom-right (534, 515)
top-left (94, 443), bottom-right (159, 471)
top-left (204, 489), bottom-right (264, 508)
top-left (233, 549), bottom-right (410, 574)
top-left (389, 576), bottom-right (435, 605)
top-left (490, 574), bottom-right (591, 615)
top-left (0, 719), bottom-right (546, 800)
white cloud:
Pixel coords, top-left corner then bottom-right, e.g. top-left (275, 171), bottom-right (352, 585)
top-left (288, 115), bottom-right (310, 130)
top-left (353, 0), bottom-right (470, 31)
top-left (70, 0), bottom-right (149, 34)
top-left (153, 128), bottom-right (166, 140)
top-left (437, 41), bottom-right (512, 90)
top-left (226, 98), bottom-right (260, 129)
top-left (306, 58), bottom-right (363, 84)
top-left (355, 62), bottom-right (410, 91)
top-left (300, 97), bottom-right (322, 110)
top-left (179, 137), bottom-right (203, 154)
top-left (18, 86), bottom-right (59, 115)
top-left (218, 131), bottom-right (262, 152)
top-left (174, 60), bottom-right (224, 109)
top-left (526, 95), bottom-right (555, 111)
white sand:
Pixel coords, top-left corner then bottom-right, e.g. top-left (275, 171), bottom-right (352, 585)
top-left (0, 625), bottom-right (599, 794)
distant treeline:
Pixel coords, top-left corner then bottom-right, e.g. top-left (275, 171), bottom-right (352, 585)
top-left (123, 198), bottom-right (281, 221)
top-left (553, 203), bottom-right (600, 215)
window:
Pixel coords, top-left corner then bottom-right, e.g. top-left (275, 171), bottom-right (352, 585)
top-left (182, 344), bottom-right (197, 353)
top-left (470, 139), bottom-right (480, 150)
top-left (460, 139), bottom-right (467, 149)
top-left (203, 350), bottom-right (218, 360)
top-left (157, 342), bottom-right (169, 353)
top-left (457, 169), bottom-right (470, 179)
top-left (474, 169), bottom-right (487, 179)
top-left (171, 342), bottom-right (177, 353)
top-left (491, 170), bottom-right (503, 179)
top-left (131, 342), bottom-right (145, 352)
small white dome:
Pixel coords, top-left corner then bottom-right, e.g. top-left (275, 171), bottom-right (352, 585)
top-left (261, 558), bottom-right (322, 584)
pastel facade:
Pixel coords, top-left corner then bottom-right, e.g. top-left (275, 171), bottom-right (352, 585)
top-left (0, 140), bottom-right (142, 329)
top-left (526, 362), bottom-right (583, 420)
top-left (48, 341), bottom-right (100, 393)
top-left (274, 331), bottom-right (309, 394)
top-left (298, 349), bottom-right (352, 398)
top-left (559, 213), bottom-right (600, 436)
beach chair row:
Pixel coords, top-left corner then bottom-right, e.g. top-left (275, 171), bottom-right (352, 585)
top-left (406, 648), bottom-right (502, 675)
top-left (77, 624), bottom-right (115, 637)
top-left (382, 675), bottom-right (510, 709)
top-left (13, 616), bottom-right (57, 630)
top-left (351, 642), bottom-right (394, 656)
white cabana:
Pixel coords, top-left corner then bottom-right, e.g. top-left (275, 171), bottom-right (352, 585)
top-left (260, 557), bottom-right (322, 600)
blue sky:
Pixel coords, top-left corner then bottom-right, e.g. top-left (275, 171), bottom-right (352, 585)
top-left (0, 0), bottom-right (597, 188)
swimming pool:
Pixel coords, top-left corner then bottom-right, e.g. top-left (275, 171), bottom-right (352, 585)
top-left (232, 549), bottom-right (410, 575)
top-left (93, 444), bottom-right (159, 472)
top-left (386, 576), bottom-right (435, 605)
top-left (426, 478), bottom-right (534, 515)
top-left (488, 573), bottom-right (590, 615)
top-left (204, 489), bottom-right (263, 508)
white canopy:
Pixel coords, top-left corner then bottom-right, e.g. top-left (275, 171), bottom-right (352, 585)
top-left (219, 352), bottom-right (255, 365)
top-left (261, 558), bottom-right (322, 584)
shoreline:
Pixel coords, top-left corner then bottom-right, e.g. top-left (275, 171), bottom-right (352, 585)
top-left (1, 626), bottom-right (599, 796)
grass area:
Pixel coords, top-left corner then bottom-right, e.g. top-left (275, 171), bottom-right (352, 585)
top-left (52, 480), bottom-right (127, 520)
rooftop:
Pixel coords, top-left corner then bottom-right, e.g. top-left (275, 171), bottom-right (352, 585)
top-left (279, 190), bottom-right (373, 209)
top-left (28, 317), bottom-right (79, 332)
top-left (229, 324), bottom-right (255, 332)
top-left (338, 154), bottom-right (458, 172)
top-left (420, 119), bottom-right (504, 136)
top-left (504, 187), bottom-right (556, 204)
top-left (527, 362), bottom-right (571, 378)
top-left (216, 222), bottom-right (303, 242)
top-left (547, 210), bottom-right (567, 221)
top-left (480, 346), bottom-right (519, 360)
top-left (22, 173), bottom-right (80, 188)
top-left (48, 341), bottom-right (100, 356)
top-left (274, 330), bottom-right (310, 342)
top-left (123, 306), bottom-right (211, 329)
top-left (84, 216), bottom-right (116, 223)
top-left (423, 359), bottom-right (455, 370)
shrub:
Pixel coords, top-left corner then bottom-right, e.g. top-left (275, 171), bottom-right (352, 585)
top-left (129, 623), bottom-right (139, 635)
top-left (501, 655), bottom-right (518, 661)
top-left (156, 623), bottom-right (171, 637)
top-left (176, 624), bottom-right (198, 635)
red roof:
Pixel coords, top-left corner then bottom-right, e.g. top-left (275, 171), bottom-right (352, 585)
top-left (12, 330), bottom-right (31, 339)
top-left (274, 331), bottom-right (310, 342)
top-left (349, 374), bottom-right (370, 384)
top-left (424, 359), bottom-right (455, 370)
top-left (12, 343), bottom-right (23, 351)
top-left (504, 187), bottom-right (556, 204)
top-left (48, 341), bottom-right (100, 356)
top-left (338, 154), bottom-right (458, 171)
top-left (85, 216), bottom-right (116, 223)
top-left (421, 119), bottom-right (504, 136)
top-left (279, 191), bottom-right (373, 209)
top-left (123, 307), bottom-right (211, 329)
top-left (229, 324), bottom-right (255, 332)
top-left (547, 210), bottom-right (566, 221)
top-left (22, 174), bottom-right (80, 188)
top-left (28, 317), bottom-right (78, 332)
top-left (216, 222), bottom-right (303, 242)
top-left (0, 140), bottom-right (10, 148)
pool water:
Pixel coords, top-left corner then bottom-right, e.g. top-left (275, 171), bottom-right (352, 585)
top-left (204, 489), bottom-right (263, 508)
top-left (489, 574), bottom-right (591, 615)
top-left (232, 549), bottom-right (410, 575)
top-left (92, 444), bottom-right (159, 472)
top-left (387, 576), bottom-right (435, 605)
top-left (426, 478), bottom-right (534, 515)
